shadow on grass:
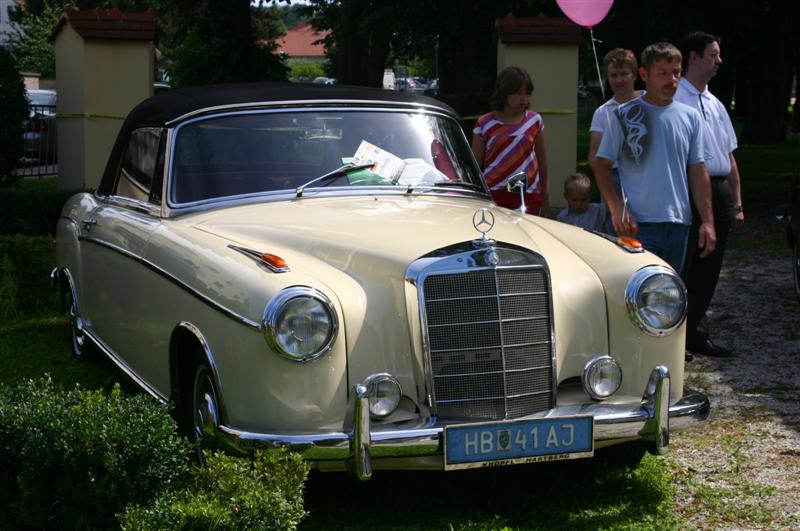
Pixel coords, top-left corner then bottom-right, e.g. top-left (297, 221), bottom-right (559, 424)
top-left (301, 454), bottom-right (678, 530)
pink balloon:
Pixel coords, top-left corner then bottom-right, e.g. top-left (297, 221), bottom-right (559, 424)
top-left (556, 0), bottom-right (614, 28)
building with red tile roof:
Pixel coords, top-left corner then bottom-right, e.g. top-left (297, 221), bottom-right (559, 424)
top-left (275, 22), bottom-right (330, 61)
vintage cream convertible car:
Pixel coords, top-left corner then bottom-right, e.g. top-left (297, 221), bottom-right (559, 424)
top-left (54, 83), bottom-right (709, 479)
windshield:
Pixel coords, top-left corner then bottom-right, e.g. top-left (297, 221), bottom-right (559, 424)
top-left (169, 109), bottom-right (484, 204)
top-left (26, 91), bottom-right (56, 105)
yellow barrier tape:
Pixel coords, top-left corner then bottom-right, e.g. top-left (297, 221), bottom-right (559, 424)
top-left (57, 112), bottom-right (126, 120)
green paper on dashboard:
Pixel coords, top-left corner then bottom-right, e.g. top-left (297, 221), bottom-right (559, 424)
top-left (340, 157), bottom-right (386, 184)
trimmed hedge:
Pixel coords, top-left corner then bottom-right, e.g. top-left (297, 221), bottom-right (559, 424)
top-left (0, 378), bottom-right (310, 530)
top-left (0, 234), bottom-right (57, 322)
top-left (0, 185), bottom-right (79, 236)
top-left (120, 451), bottom-right (309, 530)
top-left (0, 378), bottom-right (193, 528)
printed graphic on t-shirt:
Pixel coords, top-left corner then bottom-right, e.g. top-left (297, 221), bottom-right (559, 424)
top-left (616, 102), bottom-right (650, 165)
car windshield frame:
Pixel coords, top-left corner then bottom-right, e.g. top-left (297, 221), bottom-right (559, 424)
top-left (165, 105), bottom-right (487, 211)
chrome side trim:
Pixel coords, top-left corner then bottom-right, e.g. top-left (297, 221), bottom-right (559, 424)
top-left (83, 327), bottom-right (168, 403)
top-left (213, 367), bottom-right (709, 476)
top-left (229, 244), bottom-right (291, 273)
top-left (101, 195), bottom-right (161, 217)
top-left (79, 235), bottom-right (261, 330)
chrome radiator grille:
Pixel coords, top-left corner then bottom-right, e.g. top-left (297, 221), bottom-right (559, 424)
top-left (423, 267), bottom-right (554, 420)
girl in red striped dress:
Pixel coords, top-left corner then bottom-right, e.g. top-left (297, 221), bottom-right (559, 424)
top-left (471, 66), bottom-right (550, 216)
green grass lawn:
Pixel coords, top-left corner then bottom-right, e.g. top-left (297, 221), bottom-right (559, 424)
top-left (301, 456), bottom-right (678, 530)
top-left (0, 316), bottom-right (130, 391)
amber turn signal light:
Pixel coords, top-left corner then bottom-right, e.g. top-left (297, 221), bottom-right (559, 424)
top-left (616, 236), bottom-right (643, 251)
top-left (260, 253), bottom-right (288, 270)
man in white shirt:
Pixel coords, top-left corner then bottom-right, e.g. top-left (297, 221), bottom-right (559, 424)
top-left (675, 31), bottom-right (744, 358)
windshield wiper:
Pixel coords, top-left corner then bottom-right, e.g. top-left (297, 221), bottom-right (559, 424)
top-left (432, 181), bottom-right (484, 191)
top-left (295, 161), bottom-right (376, 198)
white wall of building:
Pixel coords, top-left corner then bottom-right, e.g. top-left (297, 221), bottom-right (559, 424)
top-left (0, 0), bottom-right (17, 45)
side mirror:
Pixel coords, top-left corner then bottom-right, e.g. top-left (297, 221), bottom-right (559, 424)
top-left (506, 172), bottom-right (527, 214)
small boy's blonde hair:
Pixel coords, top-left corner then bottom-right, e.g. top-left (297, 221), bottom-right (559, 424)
top-left (564, 173), bottom-right (591, 195)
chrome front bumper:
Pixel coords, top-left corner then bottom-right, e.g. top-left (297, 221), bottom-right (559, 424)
top-left (215, 366), bottom-right (709, 480)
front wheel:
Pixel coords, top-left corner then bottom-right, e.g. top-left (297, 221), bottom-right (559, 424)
top-left (186, 359), bottom-right (221, 463)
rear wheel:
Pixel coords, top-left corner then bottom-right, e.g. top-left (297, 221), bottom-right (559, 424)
top-left (66, 281), bottom-right (97, 360)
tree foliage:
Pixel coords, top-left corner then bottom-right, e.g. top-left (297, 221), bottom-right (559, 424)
top-left (0, 47), bottom-right (27, 186)
top-left (148, 0), bottom-right (289, 87)
top-left (302, 0), bottom-right (797, 144)
top-left (5, 2), bottom-right (61, 78)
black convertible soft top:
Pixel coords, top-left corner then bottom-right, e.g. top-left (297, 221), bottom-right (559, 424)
top-left (99, 82), bottom-right (456, 194)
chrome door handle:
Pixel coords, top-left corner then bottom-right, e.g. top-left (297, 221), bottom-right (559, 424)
top-left (82, 218), bottom-right (97, 231)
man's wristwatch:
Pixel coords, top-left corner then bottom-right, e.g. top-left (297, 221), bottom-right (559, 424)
top-left (733, 203), bottom-right (743, 213)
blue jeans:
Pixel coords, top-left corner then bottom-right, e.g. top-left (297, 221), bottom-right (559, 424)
top-left (636, 222), bottom-right (690, 275)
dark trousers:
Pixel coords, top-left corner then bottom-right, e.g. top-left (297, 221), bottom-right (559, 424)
top-left (683, 178), bottom-right (734, 346)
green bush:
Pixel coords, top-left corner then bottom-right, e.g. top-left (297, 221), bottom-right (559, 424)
top-left (0, 234), bottom-right (57, 322)
top-left (120, 450), bottom-right (309, 530)
top-left (0, 185), bottom-right (80, 236)
top-left (0, 377), bottom-right (193, 528)
top-left (0, 46), bottom-right (28, 186)
top-left (288, 58), bottom-right (326, 82)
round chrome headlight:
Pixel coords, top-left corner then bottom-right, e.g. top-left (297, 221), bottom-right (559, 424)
top-left (582, 356), bottom-right (622, 400)
top-left (362, 373), bottom-right (402, 418)
top-left (263, 287), bottom-right (338, 362)
top-left (625, 266), bottom-right (687, 336)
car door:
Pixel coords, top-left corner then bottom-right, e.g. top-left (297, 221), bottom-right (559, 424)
top-left (81, 128), bottom-right (166, 384)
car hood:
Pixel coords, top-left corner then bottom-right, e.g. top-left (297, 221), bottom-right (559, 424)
top-left (188, 195), bottom-right (568, 272)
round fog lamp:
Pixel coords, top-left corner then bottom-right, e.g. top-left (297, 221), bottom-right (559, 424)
top-left (363, 374), bottom-right (402, 418)
top-left (582, 356), bottom-right (622, 400)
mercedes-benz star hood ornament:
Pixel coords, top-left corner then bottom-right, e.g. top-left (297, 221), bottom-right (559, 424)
top-left (473, 208), bottom-right (495, 243)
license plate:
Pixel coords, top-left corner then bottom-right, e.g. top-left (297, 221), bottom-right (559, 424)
top-left (444, 416), bottom-right (594, 470)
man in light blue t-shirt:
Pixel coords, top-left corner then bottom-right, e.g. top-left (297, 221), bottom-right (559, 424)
top-left (595, 42), bottom-right (716, 274)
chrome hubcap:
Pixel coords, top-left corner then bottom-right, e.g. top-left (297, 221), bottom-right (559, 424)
top-left (193, 371), bottom-right (220, 442)
top-left (69, 302), bottom-right (85, 354)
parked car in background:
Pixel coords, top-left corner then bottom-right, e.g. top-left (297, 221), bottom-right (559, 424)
top-left (312, 76), bottom-right (337, 85)
top-left (53, 83), bottom-right (709, 480)
top-left (424, 78), bottom-right (439, 97)
top-left (395, 77), bottom-right (426, 94)
top-left (23, 89), bottom-right (57, 165)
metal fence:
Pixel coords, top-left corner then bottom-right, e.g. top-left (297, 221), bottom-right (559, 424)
top-left (15, 104), bottom-right (58, 179)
